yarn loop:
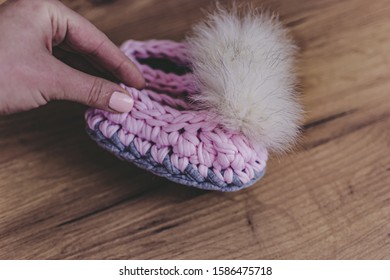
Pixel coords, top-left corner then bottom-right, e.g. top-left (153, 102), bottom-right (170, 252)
top-left (86, 40), bottom-right (267, 191)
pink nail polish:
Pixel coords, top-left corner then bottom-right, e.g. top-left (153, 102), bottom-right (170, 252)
top-left (109, 91), bottom-right (134, 113)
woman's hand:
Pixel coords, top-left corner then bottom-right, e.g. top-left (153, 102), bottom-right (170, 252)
top-left (0, 0), bottom-right (145, 115)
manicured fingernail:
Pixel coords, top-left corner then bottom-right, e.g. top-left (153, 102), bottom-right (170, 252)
top-left (109, 91), bottom-right (134, 113)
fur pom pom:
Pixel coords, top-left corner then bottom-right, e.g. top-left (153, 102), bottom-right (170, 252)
top-left (186, 7), bottom-right (303, 153)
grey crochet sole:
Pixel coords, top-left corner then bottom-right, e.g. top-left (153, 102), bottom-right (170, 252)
top-left (87, 123), bottom-right (265, 192)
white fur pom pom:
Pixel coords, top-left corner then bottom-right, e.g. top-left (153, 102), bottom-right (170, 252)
top-left (186, 7), bottom-right (303, 153)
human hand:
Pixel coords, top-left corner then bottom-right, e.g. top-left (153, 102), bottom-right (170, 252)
top-left (0, 0), bottom-right (145, 115)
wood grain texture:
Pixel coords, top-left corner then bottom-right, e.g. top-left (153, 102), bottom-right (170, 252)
top-left (0, 0), bottom-right (389, 259)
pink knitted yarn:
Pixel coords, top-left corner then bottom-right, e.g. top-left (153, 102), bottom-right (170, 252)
top-left (86, 40), bottom-right (268, 187)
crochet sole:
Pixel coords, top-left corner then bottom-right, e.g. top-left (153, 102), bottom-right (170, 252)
top-left (87, 123), bottom-right (265, 192)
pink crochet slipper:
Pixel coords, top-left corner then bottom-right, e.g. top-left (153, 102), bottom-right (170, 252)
top-left (85, 9), bottom-right (302, 191)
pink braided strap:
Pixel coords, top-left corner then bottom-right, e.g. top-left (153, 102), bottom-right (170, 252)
top-left (85, 40), bottom-right (268, 191)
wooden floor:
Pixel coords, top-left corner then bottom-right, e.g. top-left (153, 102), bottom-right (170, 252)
top-left (0, 0), bottom-right (389, 259)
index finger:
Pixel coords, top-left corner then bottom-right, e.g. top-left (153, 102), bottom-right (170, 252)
top-left (58, 3), bottom-right (145, 89)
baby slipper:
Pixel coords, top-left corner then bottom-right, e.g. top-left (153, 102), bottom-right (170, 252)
top-left (85, 8), bottom-right (302, 191)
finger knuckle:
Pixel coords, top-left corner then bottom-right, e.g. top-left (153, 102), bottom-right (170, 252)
top-left (112, 59), bottom-right (126, 73)
top-left (88, 40), bottom-right (106, 58)
top-left (87, 78), bottom-right (104, 106)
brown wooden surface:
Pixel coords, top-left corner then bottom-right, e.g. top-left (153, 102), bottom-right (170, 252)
top-left (0, 0), bottom-right (389, 259)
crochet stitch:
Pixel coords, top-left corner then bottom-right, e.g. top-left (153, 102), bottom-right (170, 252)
top-left (86, 40), bottom-right (268, 191)
top-left (85, 8), bottom-right (302, 191)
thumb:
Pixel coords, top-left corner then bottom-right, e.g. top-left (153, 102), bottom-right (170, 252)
top-left (48, 58), bottom-right (134, 113)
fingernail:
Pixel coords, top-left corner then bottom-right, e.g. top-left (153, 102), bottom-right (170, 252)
top-left (109, 91), bottom-right (134, 113)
